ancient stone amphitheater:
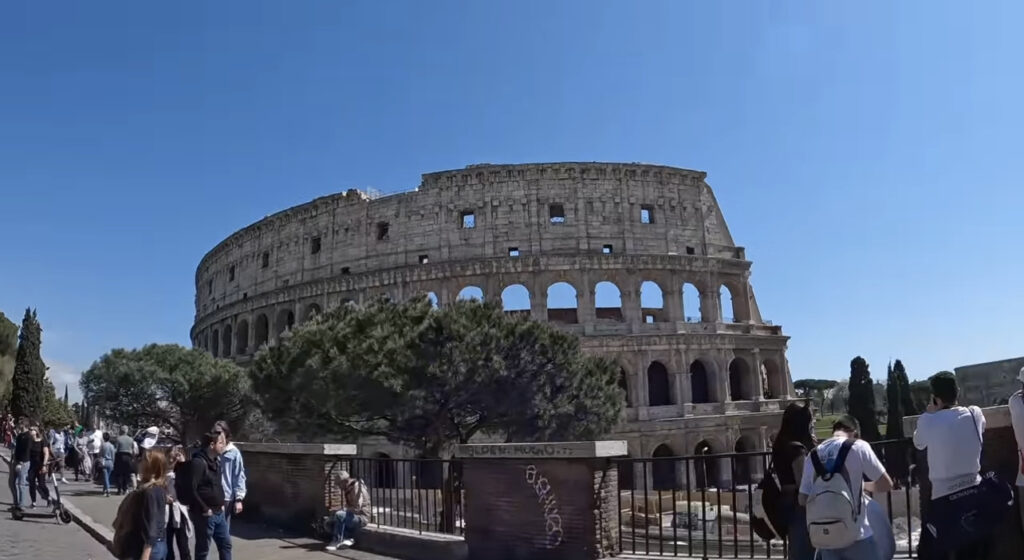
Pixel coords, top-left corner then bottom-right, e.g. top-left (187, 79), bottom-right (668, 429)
top-left (192, 162), bottom-right (795, 487)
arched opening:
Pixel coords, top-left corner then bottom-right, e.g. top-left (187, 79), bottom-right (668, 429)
top-left (683, 283), bottom-right (701, 322)
top-left (546, 282), bottom-right (578, 324)
top-left (426, 291), bottom-right (439, 308)
top-left (372, 452), bottom-right (396, 489)
top-left (457, 286), bottom-right (483, 301)
top-left (501, 284), bottom-right (530, 316)
top-left (211, 329), bottom-right (220, 358)
top-left (274, 308), bottom-right (295, 339)
top-left (690, 360), bottom-right (711, 404)
top-left (594, 281), bottom-right (624, 322)
top-left (415, 457), bottom-right (444, 489)
top-left (221, 325), bottom-right (233, 358)
top-left (729, 357), bottom-right (752, 401)
top-left (640, 281), bottom-right (664, 323)
top-left (762, 358), bottom-right (784, 399)
top-left (733, 436), bottom-right (757, 487)
top-left (694, 440), bottom-right (717, 489)
top-left (302, 303), bottom-right (322, 323)
top-left (618, 455), bottom-right (635, 490)
top-left (619, 368), bottom-right (630, 407)
top-left (719, 285), bottom-right (734, 323)
top-left (652, 444), bottom-right (677, 491)
top-left (647, 361), bottom-right (671, 406)
top-left (254, 314), bottom-right (269, 348)
top-left (235, 319), bottom-right (249, 355)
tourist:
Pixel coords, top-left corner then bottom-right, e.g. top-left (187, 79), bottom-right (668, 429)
top-left (325, 470), bottom-right (371, 551)
top-left (27, 425), bottom-right (53, 507)
top-left (100, 432), bottom-right (116, 497)
top-left (913, 371), bottom-right (999, 560)
top-left (88, 425), bottom-right (104, 481)
top-left (213, 420), bottom-right (246, 527)
top-left (74, 428), bottom-right (92, 481)
top-left (799, 414), bottom-right (893, 560)
top-left (114, 425), bottom-right (138, 495)
top-left (166, 445), bottom-right (193, 560)
top-left (189, 428), bottom-right (230, 560)
top-left (771, 402), bottom-right (816, 560)
top-left (49, 423), bottom-right (68, 484)
top-left (8, 418), bottom-right (31, 511)
top-left (134, 450), bottom-right (170, 560)
top-left (1009, 367), bottom-right (1024, 540)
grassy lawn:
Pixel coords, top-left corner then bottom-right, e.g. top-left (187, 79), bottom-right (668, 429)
top-left (815, 414), bottom-right (888, 440)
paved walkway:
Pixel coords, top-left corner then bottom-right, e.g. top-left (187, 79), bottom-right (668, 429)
top-left (2, 451), bottom-right (397, 560)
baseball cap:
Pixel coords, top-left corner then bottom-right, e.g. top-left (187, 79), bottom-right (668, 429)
top-left (139, 426), bottom-right (160, 450)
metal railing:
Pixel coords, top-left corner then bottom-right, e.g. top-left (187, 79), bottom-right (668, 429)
top-left (612, 439), bottom-right (918, 559)
top-left (347, 457), bottom-right (465, 537)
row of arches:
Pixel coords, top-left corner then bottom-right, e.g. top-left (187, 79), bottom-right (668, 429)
top-left (622, 356), bottom-right (785, 408)
top-left (618, 436), bottom-right (762, 491)
top-left (206, 303), bottom-right (320, 358)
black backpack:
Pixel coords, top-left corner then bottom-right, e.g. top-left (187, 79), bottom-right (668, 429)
top-left (751, 442), bottom-right (803, 541)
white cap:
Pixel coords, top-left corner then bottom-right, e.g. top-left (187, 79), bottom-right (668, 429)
top-left (139, 426), bottom-right (160, 450)
top-left (1018, 366), bottom-right (1024, 384)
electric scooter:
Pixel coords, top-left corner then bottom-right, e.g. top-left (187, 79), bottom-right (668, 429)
top-left (11, 458), bottom-right (73, 524)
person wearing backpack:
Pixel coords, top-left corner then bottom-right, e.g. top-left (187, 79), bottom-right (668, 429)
top-left (112, 450), bottom-right (169, 560)
top-left (770, 402), bottom-right (817, 560)
top-left (798, 415), bottom-right (893, 560)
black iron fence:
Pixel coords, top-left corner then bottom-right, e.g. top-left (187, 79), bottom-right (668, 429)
top-left (611, 439), bottom-right (919, 559)
top-left (347, 457), bottom-right (465, 536)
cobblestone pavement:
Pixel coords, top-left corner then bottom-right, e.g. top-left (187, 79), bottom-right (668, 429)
top-left (0, 461), bottom-right (114, 560)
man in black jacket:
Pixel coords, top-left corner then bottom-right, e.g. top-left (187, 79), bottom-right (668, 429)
top-left (189, 428), bottom-right (230, 560)
top-left (8, 418), bottom-right (30, 511)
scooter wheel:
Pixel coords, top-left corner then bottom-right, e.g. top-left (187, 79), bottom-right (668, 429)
top-left (57, 508), bottom-right (73, 525)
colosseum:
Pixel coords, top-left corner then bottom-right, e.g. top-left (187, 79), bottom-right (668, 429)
top-left (191, 162), bottom-right (795, 488)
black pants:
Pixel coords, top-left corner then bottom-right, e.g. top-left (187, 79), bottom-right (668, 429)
top-left (27, 463), bottom-right (50, 504)
top-left (113, 452), bottom-right (134, 493)
top-left (167, 517), bottom-right (192, 560)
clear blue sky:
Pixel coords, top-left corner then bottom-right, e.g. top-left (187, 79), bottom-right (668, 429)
top-left (3, 1), bottom-right (1022, 402)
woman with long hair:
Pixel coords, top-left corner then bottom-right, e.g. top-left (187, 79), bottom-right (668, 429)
top-left (134, 450), bottom-right (169, 560)
top-left (772, 402), bottom-right (817, 560)
top-left (165, 446), bottom-right (192, 560)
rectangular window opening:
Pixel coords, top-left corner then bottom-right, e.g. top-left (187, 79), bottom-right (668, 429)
top-left (686, 246), bottom-right (696, 256)
top-left (508, 247), bottom-right (520, 257)
top-left (311, 236), bottom-right (322, 254)
top-left (228, 266), bottom-right (235, 282)
top-left (549, 204), bottom-right (566, 224)
top-left (641, 205), bottom-right (655, 224)
top-left (645, 315), bottom-right (655, 324)
top-left (418, 254), bottom-right (429, 264)
top-left (207, 279), bottom-right (213, 294)
top-left (341, 267), bottom-right (351, 275)
top-left (460, 210), bottom-right (476, 229)
top-left (376, 222), bottom-right (390, 240)
top-left (602, 244), bottom-right (613, 254)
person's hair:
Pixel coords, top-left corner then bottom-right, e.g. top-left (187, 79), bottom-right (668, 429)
top-left (202, 429), bottom-right (223, 448)
top-left (169, 445), bottom-right (185, 467)
top-left (139, 450), bottom-right (168, 487)
top-left (930, 371), bottom-right (959, 405)
top-left (103, 432), bottom-right (110, 442)
top-left (832, 414), bottom-right (861, 436)
top-left (214, 420), bottom-right (232, 442)
top-left (118, 425), bottom-right (128, 435)
top-left (774, 402), bottom-right (816, 450)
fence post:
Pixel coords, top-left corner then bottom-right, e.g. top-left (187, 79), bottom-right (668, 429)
top-left (455, 441), bottom-right (627, 560)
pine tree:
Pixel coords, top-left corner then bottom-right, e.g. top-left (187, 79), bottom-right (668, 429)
top-left (848, 356), bottom-right (881, 441)
top-left (885, 362), bottom-right (905, 439)
top-left (10, 309), bottom-right (47, 421)
top-left (893, 360), bottom-right (915, 416)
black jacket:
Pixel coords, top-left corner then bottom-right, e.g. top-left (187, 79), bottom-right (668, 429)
top-left (188, 450), bottom-right (225, 513)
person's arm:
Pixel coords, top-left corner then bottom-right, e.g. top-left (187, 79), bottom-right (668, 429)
top-left (233, 452), bottom-right (247, 513)
top-left (912, 413), bottom-right (930, 450)
top-left (797, 454), bottom-right (814, 506)
top-left (140, 488), bottom-right (163, 560)
top-left (41, 441), bottom-right (50, 472)
top-left (189, 457), bottom-right (212, 515)
top-left (860, 441), bottom-right (893, 494)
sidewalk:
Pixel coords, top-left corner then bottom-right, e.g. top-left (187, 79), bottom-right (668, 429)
top-left (2, 451), bottom-right (396, 560)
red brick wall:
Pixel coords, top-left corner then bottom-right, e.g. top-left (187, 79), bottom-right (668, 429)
top-left (243, 450), bottom-right (350, 531)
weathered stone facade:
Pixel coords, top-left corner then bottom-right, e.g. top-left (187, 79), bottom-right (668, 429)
top-left (191, 162), bottom-right (795, 483)
top-left (955, 356), bottom-right (1024, 407)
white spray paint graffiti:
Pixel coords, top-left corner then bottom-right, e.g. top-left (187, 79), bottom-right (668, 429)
top-left (525, 464), bottom-right (564, 548)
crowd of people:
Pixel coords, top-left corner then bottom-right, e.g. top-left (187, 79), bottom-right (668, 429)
top-left (764, 367), bottom-right (1024, 560)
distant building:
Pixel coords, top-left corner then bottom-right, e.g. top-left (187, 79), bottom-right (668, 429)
top-left (954, 357), bottom-right (1024, 406)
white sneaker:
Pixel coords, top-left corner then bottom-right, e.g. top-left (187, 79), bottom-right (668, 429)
top-left (341, 539), bottom-right (355, 548)
top-left (325, 540), bottom-right (342, 551)
top-left (60, 478), bottom-right (69, 484)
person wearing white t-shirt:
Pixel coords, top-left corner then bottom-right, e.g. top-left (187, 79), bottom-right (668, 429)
top-left (1010, 367), bottom-right (1024, 536)
top-left (913, 371), bottom-right (989, 560)
top-left (799, 415), bottom-right (893, 560)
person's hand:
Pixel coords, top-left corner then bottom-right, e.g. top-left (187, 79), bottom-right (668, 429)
top-left (204, 509), bottom-right (212, 517)
top-left (926, 402), bottom-right (938, 413)
top-left (234, 501), bottom-right (243, 514)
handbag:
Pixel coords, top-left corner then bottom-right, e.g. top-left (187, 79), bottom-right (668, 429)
top-left (922, 407), bottom-right (1014, 552)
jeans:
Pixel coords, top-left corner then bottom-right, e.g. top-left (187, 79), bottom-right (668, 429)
top-left (27, 463), bottom-right (50, 504)
top-left (8, 461), bottom-right (27, 509)
top-left (785, 505), bottom-right (814, 560)
top-left (136, 538), bottom-right (167, 560)
top-left (818, 536), bottom-right (882, 560)
top-left (193, 510), bottom-right (231, 560)
top-left (101, 461), bottom-right (113, 494)
top-left (333, 510), bottom-right (367, 541)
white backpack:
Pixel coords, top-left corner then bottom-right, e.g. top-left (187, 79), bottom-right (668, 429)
top-left (805, 439), bottom-right (859, 549)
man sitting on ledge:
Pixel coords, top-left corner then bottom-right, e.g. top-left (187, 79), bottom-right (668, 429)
top-left (326, 470), bottom-right (372, 551)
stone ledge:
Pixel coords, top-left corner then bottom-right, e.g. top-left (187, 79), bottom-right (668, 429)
top-left (455, 440), bottom-right (627, 459)
top-left (355, 525), bottom-right (467, 560)
top-left (235, 442), bottom-right (357, 456)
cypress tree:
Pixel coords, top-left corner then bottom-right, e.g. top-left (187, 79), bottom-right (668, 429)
top-left (848, 356), bottom-right (881, 441)
top-left (893, 360), bottom-right (915, 416)
top-left (63, 384), bottom-right (69, 406)
top-left (10, 309), bottom-right (46, 421)
top-left (885, 362), bottom-right (905, 439)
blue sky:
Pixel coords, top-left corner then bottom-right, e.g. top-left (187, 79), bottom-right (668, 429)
top-left (2, 2), bottom-right (1022, 402)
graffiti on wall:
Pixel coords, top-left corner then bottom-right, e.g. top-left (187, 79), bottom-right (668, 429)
top-left (525, 464), bottom-right (563, 548)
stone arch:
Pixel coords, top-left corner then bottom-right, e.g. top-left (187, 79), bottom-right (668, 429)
top-left (647, 361), bottom-right (671, 407)
top-left (719, 284), bottom-right (734, 322)
top-left (254, 314), bottom-right (269, 348)
top-left (501, 284), bottom-right (530, 315)
top-left (274, 308), bottom-right (295, 339)
top-left (302, 303), bottom-right (322, 323)
top-left (594, 281), bottom-right (623, 322)
top-left (221, 324), bottom-right (232, 358)
top-left (733, 436), bottom-right (758, 486)
top-left (235, 319), bottom-right (249, 355)
top-left (683, 283), bottom-right (701, 322)
top-left (426, 291), bottom-right (439, 308)
top-left (211, 328), bottom-right (220, 357)
top-left (618, 367), bottom-right (630, 407)
top-left (693, 440), bottom-right (718, 489)
top-left (690, 359), bottom-right (713, 404)
top-left (546, 281), bottom-right (578, 324)
top-left (729, 357), bottom-right (753, 401)
top-left (640, 280), bottom-right (664, 323)
top-left (370, 452), bottom-right (396, 489)
top-left (651, 444), bottom-right (677, 491)
top-left (762, 358), bottom-right (785, 399)
top-left (457, 285), bottom-right (484, 301)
